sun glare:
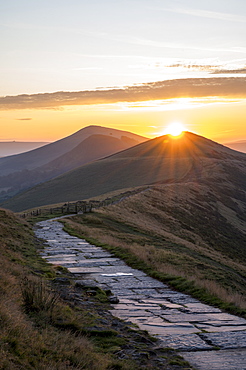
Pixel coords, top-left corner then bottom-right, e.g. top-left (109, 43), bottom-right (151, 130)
top-left (164, 122), bottom-right (185, 137)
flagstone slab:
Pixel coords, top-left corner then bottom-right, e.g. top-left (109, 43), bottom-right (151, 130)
top-left (149, 309), bottom-right (182, 316)
top-left (161, 312), bottom-right (246, 324)
top-left (196, 323), bottom-right (246, 332)
top-left (106, 289), bottom-right (136, 296)
top-left (110, 309), bottom-right (153, 318)
top-left (181, 349), bottom-right (246, 370)
top-left (77, 261), bottom-right (110, 267)
top-left (132, 289), bottom-right (165, 297)
top-left (112, 303), bottom-right (160, 310)
top-left (101, 272), bottom-right (134, 277)
top-left (46, 259), bottom-right (78, 265)
top-left (199, 331), bottom-right (246, 349)
top-left (200, 318), bottom-right (246, 326)
top-left (45, 254), bottom-right (76, 259)
top-left (131, 316), bottom-right (165, 325)
top-left (157, 334), bottom-right (213, 351)
top-left (137, 322), bottom-right (201, 336)
top-left (67, 267), bottom-right (103, 274)
top-left (184, 302), bottom-right (222, 313)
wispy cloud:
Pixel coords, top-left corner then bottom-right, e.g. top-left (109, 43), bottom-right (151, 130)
top-left (111, 34), bottom-right (246, 54)
top-left (15, 118), bottom-right (32, 120)
top-left (0, 77), bottom-right (245, 110)
top-left (173, 7), bottom-right (246, 22)
top-left (150, 6), bottom-right (246, 23)
top-left (166, 63), bottom-right (246, 74)
top-left (212, 68), bottom-right (246, 74)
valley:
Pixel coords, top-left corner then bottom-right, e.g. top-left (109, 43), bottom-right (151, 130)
top-left (0, 126), bottom-right (246, 369)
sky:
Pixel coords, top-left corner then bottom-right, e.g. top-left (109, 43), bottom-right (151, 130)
top-left (0, 0), bottom-right (246, 142)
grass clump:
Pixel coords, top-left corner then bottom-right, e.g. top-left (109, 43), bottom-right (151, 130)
top-left (21, 276), bottom-right (59, 315)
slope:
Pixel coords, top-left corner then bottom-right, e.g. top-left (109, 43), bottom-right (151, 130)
top-left (3, 131), bottom-right (246, 212)
top-left (0, 126), bottom-right (147, 201)
top-left (35, 133), bottom-right (141, 176)
top-left (0, 141), bottom-right (49, 157)
top-left (64, 179), bottom-right (246, 311)
top-left (225, 140), bottom-right (246, 153)
top-left (0, 125), bottom-right (147, 175)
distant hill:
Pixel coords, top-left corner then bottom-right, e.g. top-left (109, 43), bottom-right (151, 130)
top-left (3, 131), bottom-right (246, 212)
top-left (0, 125), bottom-right (147, 175)
top-left (0, 126), bottom-right (147, 201)
top-left (225, 140), bottom-right (246, 153)
top-left (0, 142), bottom-right (49, 157)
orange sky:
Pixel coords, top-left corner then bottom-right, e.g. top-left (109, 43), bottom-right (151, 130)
top-left (1, 78), bottom-right (246, 143)
top-left (1, 1), bottom-right (246, 144)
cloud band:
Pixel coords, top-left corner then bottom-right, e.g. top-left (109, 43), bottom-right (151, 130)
top-left (0, 77), bottom-right (245, 110)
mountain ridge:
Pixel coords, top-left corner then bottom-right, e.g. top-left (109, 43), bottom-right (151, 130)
top-left (0, 126), bottom-right (147, 201)
top-left (2, 131), bottom-right (246, 212)
top-left (0, 125), bottom-right (147, 175)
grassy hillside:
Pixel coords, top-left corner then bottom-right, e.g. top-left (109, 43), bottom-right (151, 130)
top-left (0, 208), bottom-right (191, 369)
top-left (63, 182), bottom-right (246, 315)
top-left (0, 209), bottom-right (110, 369)
top-left (3, 131), bottom-right (246, 212)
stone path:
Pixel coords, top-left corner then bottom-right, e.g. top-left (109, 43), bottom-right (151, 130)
top-left (35, 219), bottom-right (246, 370)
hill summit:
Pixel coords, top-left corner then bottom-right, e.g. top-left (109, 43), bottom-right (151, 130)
top-left (2, 131), bottom-right (246, 212)
top-left (0, 125), bottom-right (147, 202)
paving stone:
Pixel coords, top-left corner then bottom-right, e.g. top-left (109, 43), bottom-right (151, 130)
top-left (137, 322), bottom-right (201, 336)
top-left (77, 261), bottom-right (110, 267)
top-left (149, 309), bottom-right (182, 316)
top-left (168, 296), bottom-right (200, 304)
top-left (199, 331), bottom-right (246, 349)
top-left (181, 349), bottom-right (246, 370)
top-left (112, 303), bottom-right (160, 310)
top-left (110, 309), bottom-right (153, 318)
top-left (132, 289), bottom-right (164, 297)
top-left (101, 272), bottom-right (134, 277)
top-left (109, 281), bottom-right (165, 290)
top-left (161, 312), bottom-right (246, 324)
top-left (67, 267), bottom-right (103, 274)
top-left (132, 316), bottom-right (165, 325)
top-left (97, 265), bottom-right (133, 272)
top-left (107, 289), bottom-right (135, 296)
top-left (184, 302), bottom-right (222, 313)
top-left (46, 259), bottom-right (78, 264)
top-left (157, 333), bottom-right (212, 351)
top-left (196, 323), bottom-right (246, 332)
top-left (45, 254), bottom-right (76, 259)
top-left (199, 319), bottom-right (246, 326)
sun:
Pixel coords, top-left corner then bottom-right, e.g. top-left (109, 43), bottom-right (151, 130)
top-left (164, 122), bottom-right (185, 137)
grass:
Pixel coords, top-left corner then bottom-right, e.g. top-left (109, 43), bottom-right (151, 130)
top-left (0, 209), bottom-right (114, 369)
top-left (62, 183), bottom-right (246, 317)
top-left (0, 207), bottom-right (191, 369)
